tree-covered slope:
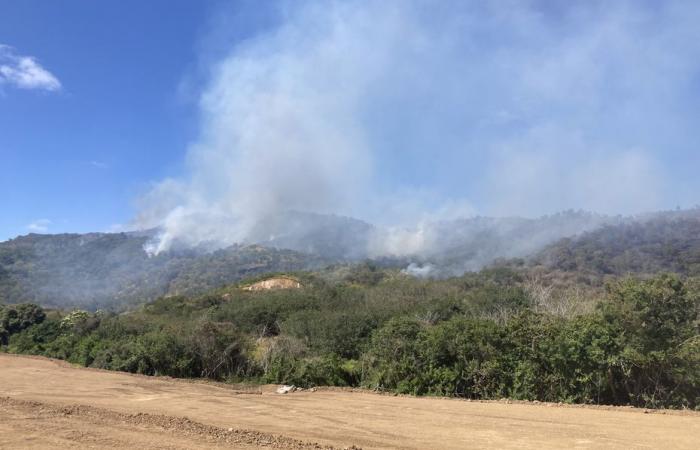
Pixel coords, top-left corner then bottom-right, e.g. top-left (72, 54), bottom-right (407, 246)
top-left (4, 209), bottom-right (699, 309)
top-left (0, 232), bottom-right (327, 309)
top-left (534, 212), bottom-right (700, 276)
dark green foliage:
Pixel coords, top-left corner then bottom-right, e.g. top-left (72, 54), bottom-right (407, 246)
top-left (361, 317), bottom-right (424, 393)
top-left (0, 303), bottom-right (46, 344)
top-left (504, 313), bottom-right (620, 403)
top-left (360, 279), bottom-right (698, 409)
top-left (4, 271), bottom-right (698, 409)
top-left (600, 275), bottom-right (699, 408)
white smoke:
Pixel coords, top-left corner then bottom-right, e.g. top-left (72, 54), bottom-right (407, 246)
top-left (136, 0), bottom-right (700, 255)
top-left (402, 263), bottom-right (436, 278)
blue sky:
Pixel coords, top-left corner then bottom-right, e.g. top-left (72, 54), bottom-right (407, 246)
top-left (2, 1), bottom-right (700, 244)
top-left (0, 0), bottom-right (218, 240)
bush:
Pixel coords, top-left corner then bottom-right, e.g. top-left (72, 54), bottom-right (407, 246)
top-left (600, 275), bottom-right (699, 408)
top-left (4, 273), bottom-right (698, 409)
top-left (0, 303), bottom-right (46, 345)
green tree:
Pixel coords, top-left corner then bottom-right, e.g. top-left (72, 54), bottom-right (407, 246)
top-left (0, 303), bottom-right (46, 345)
top-left (601, 275), bottom-right (699, 407)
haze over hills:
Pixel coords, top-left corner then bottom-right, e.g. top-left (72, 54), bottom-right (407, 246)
top-left (1, 208), bottom-right (699, 310)
top-left (534, 208), bottom-right (700, 276)
top-left (0, 231), bottom-right (328, 310)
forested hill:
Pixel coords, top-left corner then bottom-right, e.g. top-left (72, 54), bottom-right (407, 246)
top-left (534, 211), bottom-right (700, 276)
top-left (3, 209), bottom-right (700, 309)
top-left (0, 232), bottom-right (327, 310)
top-left (0, 210), bottom-right (609, 310)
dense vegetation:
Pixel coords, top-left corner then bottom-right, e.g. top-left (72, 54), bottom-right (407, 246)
top-left (3, 267), bottom-right (698, 410)
top-left (0, 303), bottom-right (46, 345)
top-left (3, 210), bottom-right (700, 409)
top-left (535, 212), bottom-right (700, 276)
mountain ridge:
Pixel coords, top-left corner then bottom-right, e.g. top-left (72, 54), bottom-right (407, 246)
top-left (2, 208), bottom-right (699, 309)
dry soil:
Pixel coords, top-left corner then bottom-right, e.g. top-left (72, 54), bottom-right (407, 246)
top-left (1, 353), bottom-right (698, 449)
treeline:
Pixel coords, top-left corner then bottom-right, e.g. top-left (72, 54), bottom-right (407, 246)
top-left (2, 269), bottom-right (698, 409)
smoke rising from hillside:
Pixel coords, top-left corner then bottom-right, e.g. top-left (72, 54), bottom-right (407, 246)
top-left (137, 0), bottom-right (700, 256)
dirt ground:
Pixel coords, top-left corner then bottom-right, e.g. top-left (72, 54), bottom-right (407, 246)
top-left (1, 353), bottom-right (698, 449)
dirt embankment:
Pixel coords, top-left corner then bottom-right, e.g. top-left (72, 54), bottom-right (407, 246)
top-left (242, 276), bottom-right (302, 291)
top-left (1, 353), bottom-right (699, 449)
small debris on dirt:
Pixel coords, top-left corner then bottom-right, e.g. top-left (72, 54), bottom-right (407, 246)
top-left (277, 385), bottom-right (297, 394)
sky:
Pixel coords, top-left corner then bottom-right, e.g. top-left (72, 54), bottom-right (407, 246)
top-left (1, 0), bottom-right (699, 244)
top-left (0, 0), bottom-right (214, 240)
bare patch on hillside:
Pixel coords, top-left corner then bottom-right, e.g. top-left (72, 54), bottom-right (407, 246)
top-left (243, 276), bottom-right (302, 291)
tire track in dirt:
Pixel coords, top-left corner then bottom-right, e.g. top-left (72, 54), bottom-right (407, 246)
top-left (0, 397), bottom-right (344, 449)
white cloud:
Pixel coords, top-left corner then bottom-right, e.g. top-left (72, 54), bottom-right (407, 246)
top-left (27, 219), bottom-right (52, 233)
top-left (0, 45), bottom-right (61, 92)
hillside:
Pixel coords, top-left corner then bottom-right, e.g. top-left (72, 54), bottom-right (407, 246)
top-left (418, 210), bottom-right (612, 274)
top-left (0, 210), bottom-right (608, 309)
top-left (534, 210), bottom-right (700, 276)
top-left (0, 232), bottom-right (326, 309)
top-left (4, 209), bottom-right (700, 309)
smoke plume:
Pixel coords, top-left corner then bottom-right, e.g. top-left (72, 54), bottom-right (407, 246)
top-left (136, 0), bottom-right (700, 257)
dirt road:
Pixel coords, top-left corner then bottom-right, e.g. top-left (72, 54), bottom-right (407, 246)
top-left (1, 353), bottom-right (698, 449)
